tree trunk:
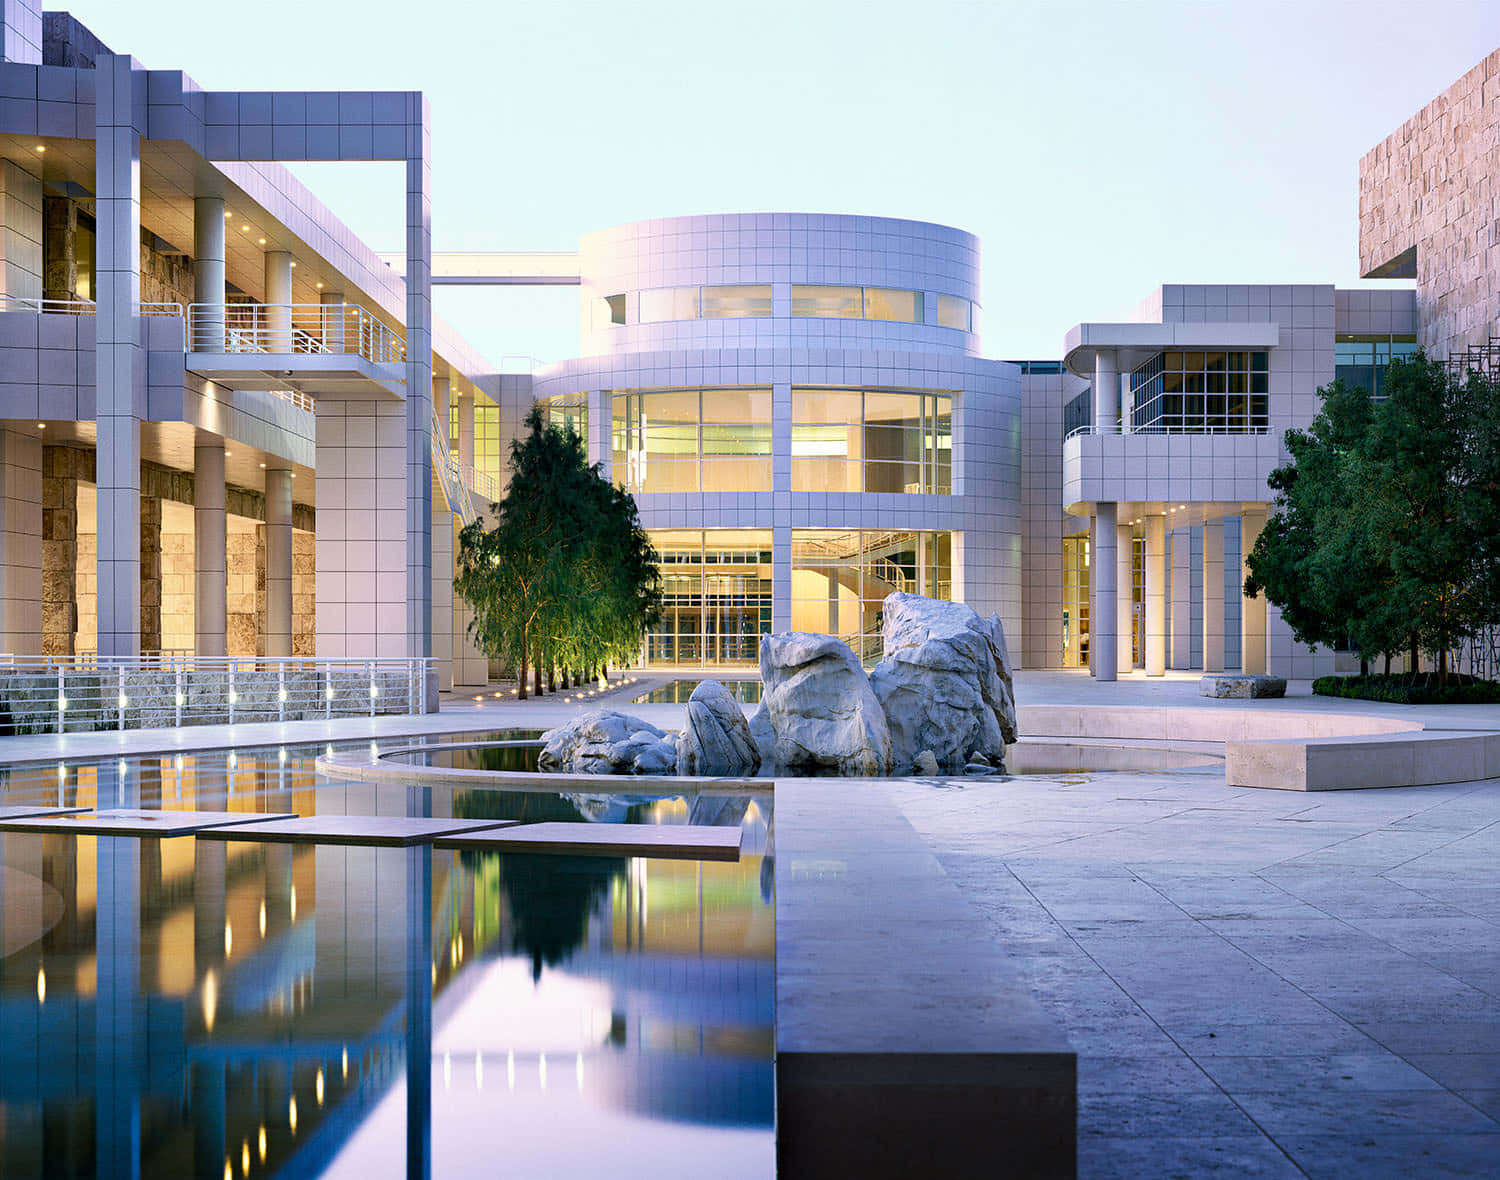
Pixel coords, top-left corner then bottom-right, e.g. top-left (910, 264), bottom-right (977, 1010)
top-left (1383, 652), bottom-right (1392, 676)
top-left (517, 636), bottom-right (528, 700)
top-left (1410, 636), bottom-right (1420, 680)
top-left (1439, 645), bottom-right (1449, 685)
top-left (1359, 657), bottom-right (1368, 678)
top-left (548, 662), bottom-right (556, 693)
top-left (534, 649), bottom-right (544, 697)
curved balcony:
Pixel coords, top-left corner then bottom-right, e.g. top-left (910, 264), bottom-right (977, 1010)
top-left (185, 302), bottom-right (406, 399)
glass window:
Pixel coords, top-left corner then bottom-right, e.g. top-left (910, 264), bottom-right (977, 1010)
top-left (639, 287), bottom-right (699, 323)
top-left (1336, 334), bottom-right (1418, 399)
top-left (792, 285), bottom-right (862, 318)
top-left (791, 529), bottom-right (956, 663)
top-left (1129, 351), bottom-right (1270, 433)
top-left (645, 529), bottom-right (772, 665)
top-left (536, 392), bottom-right (588, 437)
top-left (863, 288), bottom-right (924, 323)
top-left (611, 388), bottom-right (772, 494)
top-left (792, 389), bottom-right (952, 494)
top-left (936, 294), bottom-right (969, 331)
top-left (592, 294), bottom-right (626, 328)
top-left (701, 284), bottom-right (771, 318)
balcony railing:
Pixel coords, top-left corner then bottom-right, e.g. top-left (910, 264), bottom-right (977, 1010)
top-left (0, 653), bottom-right (435, 733)
top-left (1064, 422), bottom-right (1273, 442)
top-left (461, 463), bottom-right (501, 504)
top-left (187, 303), bottom-right (406, 366)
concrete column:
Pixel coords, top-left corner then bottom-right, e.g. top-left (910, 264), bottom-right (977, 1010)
top-left (1202, 517), bottom-right (1226, 672)
top-left (1241, 509), bottom-right (1267, 674)
top-left (0, 429), bottom-right (42, 653)
top-left (263, 467), bottom-right (293, 657)
top-left (405, 131), bottom-right (434, 669)
top-left (192, 196), bottom-right (225, 349)
top-left (1092, 350), bottom-right (1119, 430)
top-left (1144, 514), bottom-right (1167, 676)
top-left (1170, 527), bottom-right (1192, 669)
top-left (1116, 523), bottom-right (1133, 674)
top-left (139, 493), bottom-right (161, 653)
top-left (194, 440), bottom-right (226, 657)
top-left (264, 249), bottom-right (293, 352)
top-left (41, 445), bottom-right (79, 655)
top-left (1092, 505), bottom-right (1117, 682)
top-left (94, 54), bottom-right (144, 657)
top-left (431, 494), bottom-right (454, 692)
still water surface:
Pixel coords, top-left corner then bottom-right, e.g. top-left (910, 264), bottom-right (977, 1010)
top-left (0, 739), bottom-right (773, 1178)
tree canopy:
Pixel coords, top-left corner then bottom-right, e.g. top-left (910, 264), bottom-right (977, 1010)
top-left (1245, 353), bottom-right (1500, 680)
top-left (454, 407), bottom-right (662, 697)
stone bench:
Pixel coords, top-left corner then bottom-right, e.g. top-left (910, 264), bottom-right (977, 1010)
top-left (1200, 673), bottom-right (1287, 698)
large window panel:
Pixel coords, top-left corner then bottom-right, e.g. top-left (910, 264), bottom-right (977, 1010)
top-left (639, 287), bottom-right (700, 323)
top-left (646, 529), bottom-right (771, 665)
top-left (612, 388), bottom-right (772, 493)
top-left (791, 285), bottom-right (862, 318)
top-left (792, 389), bottom-right (952, 494)
top-left (701, 284), bottom-right (772, 318)
top-left (936, 293), bottom-right (970, 331)
top-left (863, 288), bottom-right (923, 323)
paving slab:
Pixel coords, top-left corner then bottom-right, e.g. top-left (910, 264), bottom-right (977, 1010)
top-left (196, 814), bottom-right (519, 847)
top-left (435, 821), bottom-right (742, 861)
top-left (0, 809), bottom-right (298, 837)
top-left (0, 805), bottom-right (90, 820)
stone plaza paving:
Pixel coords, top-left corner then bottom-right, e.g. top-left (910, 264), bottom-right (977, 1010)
top-left (890, 763), bottom-right (1500, 1178)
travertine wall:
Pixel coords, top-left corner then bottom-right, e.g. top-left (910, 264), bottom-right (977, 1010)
top-left (226, 517), bottom-right (262, 657)
top-left (1359, 47), bottom-right (1500, 359)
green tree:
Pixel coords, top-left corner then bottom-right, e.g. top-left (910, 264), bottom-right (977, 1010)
top-left (454, 408), bottom-right (662, 698)
top-left (1247, 354), bottom-right (1500, 682)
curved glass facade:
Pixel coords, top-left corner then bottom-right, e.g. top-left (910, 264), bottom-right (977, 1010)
top-left (648, 529), bottom-right (773, 664)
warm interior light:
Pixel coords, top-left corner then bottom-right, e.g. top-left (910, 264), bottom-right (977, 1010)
top-left (241, 225), bottom-right (249, 232)
top-left (258, 237), bottom-right (267, 245)
top-left (34, 144), bottom-right (44, 153)
top-left (36, 421), bottom-right (44, 428)
top-left (315, 282), bottom-right (323, 289)
top-left (225, 210), bottom-right (232, 218)
top-left (290, 261), bottom-right (297, 268)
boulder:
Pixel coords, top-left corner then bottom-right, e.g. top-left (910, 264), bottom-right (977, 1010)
top-left (537, 711), bottom-right (678, 775)
top-left (868, 593), bottom-right (1018, 774)
top-left (677, 680), bottom-right (762, 777)
top-left (912, 749), bottom-right (940, 776)
top-left (750, 632), bottom-right (892, 776)
top-left (1200, 674), bottom-right (1287, 699)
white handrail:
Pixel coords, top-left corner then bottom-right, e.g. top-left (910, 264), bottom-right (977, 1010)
top-left (0, 296), bottom-right (96, 314)
top-left (0, 653), bottom-right (435, 733)
top-left (186, 302), bottom-right (406, 365)
top-left (1064, 423), bottom-right (1273, 441)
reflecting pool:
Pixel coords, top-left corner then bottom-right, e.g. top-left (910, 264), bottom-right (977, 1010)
top-left (631, 681), bottom-right (763, 705)
top-left (0, 741), bottom-right (774, 1178)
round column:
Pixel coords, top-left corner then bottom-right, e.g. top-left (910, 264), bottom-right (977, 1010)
top-left (1092, 504), bottom-right (1117, 682)
top-left (263, 467), bottom-right (293, 657)
top-left (192, 196), bottom-right (225, 349)
top-left (264, 250), bottom-right (293, 352)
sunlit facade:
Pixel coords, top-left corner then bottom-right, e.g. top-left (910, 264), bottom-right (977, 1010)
top-left (532, 213), bottom-right (1020, 667)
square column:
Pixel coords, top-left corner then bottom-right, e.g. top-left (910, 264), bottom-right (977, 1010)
top-left (1091, 505), bottom-right (1117, 681)
top-left (263, 467), bottom-right (293, 657)
top-left (1170, 527), bottom-right (1192, 669)
top-left (94, 54), bottom-right (144, 657)
top-left (404, 114), bottom-right (434, 664)
top-left (194, 440), bottom-right (226, 657)
top-left (431, 492), bottom-right (454, 691)
top-left (1241, 509), bottom-right (1267, 674)
top-left (1116, 523), bottom-right (1133, 674)
top-left (1202, 518), bottom-right (1226, 672)
top-left (1144, 514), bottom-right (1167, 676)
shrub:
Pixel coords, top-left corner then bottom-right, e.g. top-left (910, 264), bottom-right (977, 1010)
top-left (1312, 673), bottom-right (1500, 705)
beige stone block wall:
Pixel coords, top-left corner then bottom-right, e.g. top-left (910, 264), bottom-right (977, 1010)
top-left (293, 528), bottom-right (314, 656)
top-left (160, 499), bottom-right (195, 653)
top-left (75, 500), bottom-right (95, 655)
top-left (1359, 47), bottom-right (1500, 359)
top-left (226, 516), bottom-right (262, 657)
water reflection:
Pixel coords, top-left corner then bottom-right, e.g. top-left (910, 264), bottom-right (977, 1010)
top-left (0, 744), bottom-right (773, 1178)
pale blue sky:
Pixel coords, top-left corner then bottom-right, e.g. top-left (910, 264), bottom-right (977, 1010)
top-left (68, 0), bottom-right (1500, 366)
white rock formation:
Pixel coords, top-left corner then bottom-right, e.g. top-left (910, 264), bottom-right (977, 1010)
top-left (750, 632), bottom-right (893, 776)
top-left (677, 680), bottom-right (762, 776)
top-left (868, 593), bottom-right (1017, 774)
top-left (537, 711), bottom-right (678, 775)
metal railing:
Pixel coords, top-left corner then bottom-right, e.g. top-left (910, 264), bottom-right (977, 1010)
top-left (1063, 422), bottom-right (1274, 442)
top-left (0, 654), bottom-right (434, 734)
top-left (267, 388), bottom-right (316, 413)
top-left (186, 303), bottom-right (406, 365)
top-left (0, 296), bottom-right (96, 314)
top-left (461, 463), bottom-right (501, 504)
top-left (139, 301), bottom-right (183, 318)
top-left (430, 404), bottom-right (477, 525)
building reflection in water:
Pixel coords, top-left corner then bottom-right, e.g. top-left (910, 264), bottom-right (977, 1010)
top-left (0, 748), bottom-right (774, 1179)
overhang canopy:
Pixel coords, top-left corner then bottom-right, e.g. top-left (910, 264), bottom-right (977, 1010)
top-left (1063, 321), bottom-right (1282, 378)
